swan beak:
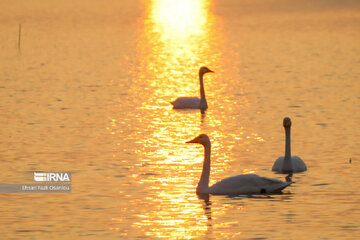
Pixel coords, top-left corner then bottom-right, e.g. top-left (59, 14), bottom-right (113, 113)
top-left (186, 137), bottom-right (199, 144)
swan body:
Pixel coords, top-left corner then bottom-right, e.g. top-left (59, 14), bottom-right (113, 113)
top-left (171, 97), bottom-right (202, 109)
top-left (207, 174), bottom-right (291, 195)
top-left (171, 67), bottom-right (213, 110)
top-left (272, 117), bottom-right (307, 173)
top-left (273, 156), bottom-right (306, 173)
top-left (187, 134), bottom-right (293, 195)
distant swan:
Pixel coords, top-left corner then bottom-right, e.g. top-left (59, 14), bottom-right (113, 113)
top-left (272, 117), bottom-right (307, 173)
top-left (186, 134), bottom-right (293, 195)
top-left (171, 67), bottom-right (213, 110)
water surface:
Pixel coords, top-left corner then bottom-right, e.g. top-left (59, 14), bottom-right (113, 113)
top-left (1, 0), bottom-right (360, 239)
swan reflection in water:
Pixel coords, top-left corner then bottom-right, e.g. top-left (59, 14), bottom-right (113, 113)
top-left (197, 193), bottom-right (212, 226)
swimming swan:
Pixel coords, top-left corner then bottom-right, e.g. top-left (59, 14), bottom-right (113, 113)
top-left (272, 117), bottom-right (307, 173)
top-left (186, 134), bottom-right (293, 195)
top-left (171, 67), bottom-right (213, 110)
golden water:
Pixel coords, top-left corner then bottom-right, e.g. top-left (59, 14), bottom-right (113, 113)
top-left (1, 0), bottom-right (360, 239)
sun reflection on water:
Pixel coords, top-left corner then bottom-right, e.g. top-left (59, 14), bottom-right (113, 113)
top-left (119, 0), bottom-right (222, 238)
top-left (109, 0), bottom-right (258, 238)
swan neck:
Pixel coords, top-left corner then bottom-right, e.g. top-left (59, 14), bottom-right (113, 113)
top-left (284, 127), bottom-right (291, 162)
top-left (199, 73), bottom-right (207, 109)
top-left (198, 142), bottom-right (211, 192)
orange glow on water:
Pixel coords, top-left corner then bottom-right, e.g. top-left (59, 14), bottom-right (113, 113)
top-left (1, 0), bottom-right (360, 239)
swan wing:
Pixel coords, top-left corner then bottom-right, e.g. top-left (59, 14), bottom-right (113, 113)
top-left (272, 157), bottom-right (284, 171)
top-left (272, 156), bottom-right (307, 173)
top-left (171, 97), bottom-right (201, 109)
top-left (209, 174), bottom-right (292, 195)
top-left (292, 156), bottom-right (307, 172)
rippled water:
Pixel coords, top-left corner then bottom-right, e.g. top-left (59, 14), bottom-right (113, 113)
top-left (1, 0), bottom-right (360, 239)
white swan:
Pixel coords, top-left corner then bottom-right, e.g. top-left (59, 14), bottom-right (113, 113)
top-left (272, 117), bottom-right (307, 173)
top-left (186, 134), bottom-right (293, 195)
top-left (171, 67), bottom-right (213, 110)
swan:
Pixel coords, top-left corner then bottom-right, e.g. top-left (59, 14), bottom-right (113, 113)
top-left (186, 134), bottom-right (293, 195)
top-left (272, 117), bottom-right (307, 173)
top-left (171, 67), bottom-right (213, 110)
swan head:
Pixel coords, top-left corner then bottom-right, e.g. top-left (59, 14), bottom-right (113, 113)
top-left (199, 67), bottom-right (214, 76)
top-left (186, 134), bottom-right (210, 146)
top-left (283, 117), bottom-right (292, 128)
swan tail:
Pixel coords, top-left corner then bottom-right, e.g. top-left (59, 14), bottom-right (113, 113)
top-left (170, 100), bottom-right (180, 109)
top-left (273, 181), bottom-right (293, 192)
top-left (262, 180), bottom-right (293, 194)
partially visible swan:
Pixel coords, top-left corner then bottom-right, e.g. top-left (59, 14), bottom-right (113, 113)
top-left (272, 117), bottom-right (307, 173)
top-left (171, 67), bottom-right (213, 110)
top-left (186, 134), bottom-right (293, 195)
